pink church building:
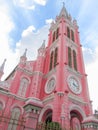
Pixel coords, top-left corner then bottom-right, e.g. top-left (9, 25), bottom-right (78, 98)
top-left (0, 4), bottom-right (98, 130)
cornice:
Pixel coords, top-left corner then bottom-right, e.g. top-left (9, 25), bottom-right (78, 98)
top-left (68, 93), bottom-right (87, 105)
top-left (42, 94), bottom-right (54, 104)
top-left (17, 67), bottom-right (33, 76)
top-left (66, 37), bottom-right (78, 48)
top-left (66, 66), bottom-right (82, 78)
top-left (0, 89), bottom-right (26, 101)
top-left (17, 67), bottom-right (44, 77)
top-left (44, 68), bottom-right (56, 79)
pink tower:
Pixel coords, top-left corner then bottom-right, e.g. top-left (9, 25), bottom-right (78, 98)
top-left (0, 4), bottom-right (98, 130)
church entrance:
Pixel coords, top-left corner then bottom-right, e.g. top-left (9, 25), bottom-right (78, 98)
top-left (70, 111), bottom-right (82, 130)
top-left (42, 109), bottom-right (52, 123)
top-left (45, 111), bottom-right (52, 123)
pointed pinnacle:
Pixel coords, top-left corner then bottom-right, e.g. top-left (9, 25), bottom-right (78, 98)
top-left (0, 59), bottom-right (6, 71)
top-left (23, 48), bottom-right (27, 57)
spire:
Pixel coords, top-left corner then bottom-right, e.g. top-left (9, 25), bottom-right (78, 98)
top-left (0, 59), bottom-right (6, 80)
top-left (59, 2), bottom-right (68, 18)
top-left (41, 40), bottom-right (45, 49)
top-left (0, 59), bottom-right (6, 72)
top-left (38, 40), bottom-right (46, 57)
top-left (23, 48), bottom-right (27, 57)
top-left (20, 49), bottom-right (27, 64)
top-left (38, 40), bottom-right (45, 50)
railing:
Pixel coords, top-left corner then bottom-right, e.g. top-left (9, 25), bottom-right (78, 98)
top-left (36, 122), bottom-right (63, 130)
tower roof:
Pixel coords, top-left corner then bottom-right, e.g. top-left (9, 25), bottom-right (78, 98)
top-left (59, 2), bottom-right (68, 18)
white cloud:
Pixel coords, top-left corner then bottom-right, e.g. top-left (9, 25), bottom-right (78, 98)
top-left (22, 25), bottom-right (36, 37)
top-left (45, 18), bottom-right (53, 24)
top-left (18, 24), bottom-right (49, 60)
top-left (13, 0), bottom-right (47, 10)
top-left (0, 2), bottom-right (19, 80)
top-left (85, 47), bottom-right (98, 110)
top-left (34, 0), bottom-right (47, 6)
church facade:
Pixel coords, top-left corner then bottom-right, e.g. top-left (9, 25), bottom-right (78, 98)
top-left (0, 5), bottom-right (98, 130)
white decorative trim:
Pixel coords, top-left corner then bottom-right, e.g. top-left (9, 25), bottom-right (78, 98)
top-left (69, 104), bottom-right (86, 119)
top-left (10, 104), bottom-right (24, 114)
top-left (0, 99), bottom-right (5, 109)
top-left (20, 75), bottom-right (31, 84)
top-left (68, 93), bottom-right (86, 105)
top-left (17, 67), bottom-right (33, 76)
top-left (67, 75), bottom-right (82, 94)
top-left (67, 67), bottom-right (82, 77)
top-left (66, 36), bottom-right (78, 48)
top-left (0, 90), bottom-right (26, 101)
top-left (50, 41), bottom-right (59, 53)
top-left (57, 92), bottom-right (64, 97)
top-left (44, 68), bottom-right (56, 79)
top-left (43, 94), bottom-right (54, 104)
top-left (25, 97), bottom-right (43, 106)
top-left (45, 75), bottom-right (56, 94)
top-left (38, 104), bottom-right (53, 122)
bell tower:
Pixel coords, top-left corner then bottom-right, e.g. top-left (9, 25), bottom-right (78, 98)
top-left (40, 4), bottom-right (94, 130)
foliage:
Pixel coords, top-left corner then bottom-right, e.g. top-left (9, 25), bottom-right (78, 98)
top-left (36, 121), bottom-right (62, 130)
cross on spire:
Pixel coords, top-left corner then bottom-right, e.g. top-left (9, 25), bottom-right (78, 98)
top-left (63, 1), bottom-right (65, 7)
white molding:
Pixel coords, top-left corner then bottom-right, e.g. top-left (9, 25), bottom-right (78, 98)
top-left (38, 104), bottom-right (53, 122)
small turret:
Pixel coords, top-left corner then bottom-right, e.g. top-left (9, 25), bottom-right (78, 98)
top-left (0, 59), bottom-right (6, 80)
top-left (38, 40), bottom-right (45, 57)
top-left (20, 49), bottom-right (27, 64)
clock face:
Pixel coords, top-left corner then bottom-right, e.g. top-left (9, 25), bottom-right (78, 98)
top-left (68, 76), bottom-right (81, 94)
top-left (45, 77), bottom-right (56, 94)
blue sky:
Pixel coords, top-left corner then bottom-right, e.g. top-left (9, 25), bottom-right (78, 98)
top-left (0, 0), bottom-right (98, 111)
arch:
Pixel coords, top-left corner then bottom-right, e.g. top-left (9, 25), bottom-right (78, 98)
top-left (56, 28), bottom-right (59, 39)
top-left (20, 75), bottom-right (31, 84)
top-left (69, 105), bottom-right (86, 130)
top-left (54, 47), bottom-right (58, 67)
top-left (68, 47), bottom-right (72, 68)
top-left (18, 77), bottom-right (29, 97)
top-left (49, 51), bottom-right (54, 71)
top-left (52, 31), bottom-right (55, 42)
top-left (73, 50), bottom-right (77, 71)
top-left (8, 107), bottom-right (21, 130)
top-left (0, 99), bottom-right (5, 110)
top-left (38, 104), bottom-right (53, 122)
top-left (10, 104), bottom-right (24, 114)
top-left (71, 30), bottom-right (74, 42)
top-left (67, 26), bottom-right (70, 38)
top-left (69, 104), bottom-right (86, 120)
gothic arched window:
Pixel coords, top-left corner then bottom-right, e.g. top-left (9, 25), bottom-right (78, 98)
top-left (68, 47), bottom-right (72, 68)
top-left (73, 50), bottom-right (77, 71)
top-left (56, 28), bottom-right (59, 39)
top-left (8, 107), bottom-right (21, 130)
top-left (0, 102), bottom-right (3, 110)
top-left (67, 27), bottom-right (70, 38)
top-left (18, 78), bottom-right (29, 97)
top-left (71, 30), bottom-right (74, 42)
top-left (52, 31), bottom-right (55, 42)
top-left (49, 51), bottom-right (54, 71)
top-left (54, 48), bottom-right (58, 67)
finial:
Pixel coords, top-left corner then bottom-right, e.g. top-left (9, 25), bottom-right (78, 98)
top-left (41, 40), bottom-right (45, 48)
top-left (0, 59), bottom-right (6, 71)
top-left (63, 1), bottom-right (65, 7)
top-left (23, 48), bottom-right (27, 57)
top-left (43, 40), bottom-right (45, 44)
